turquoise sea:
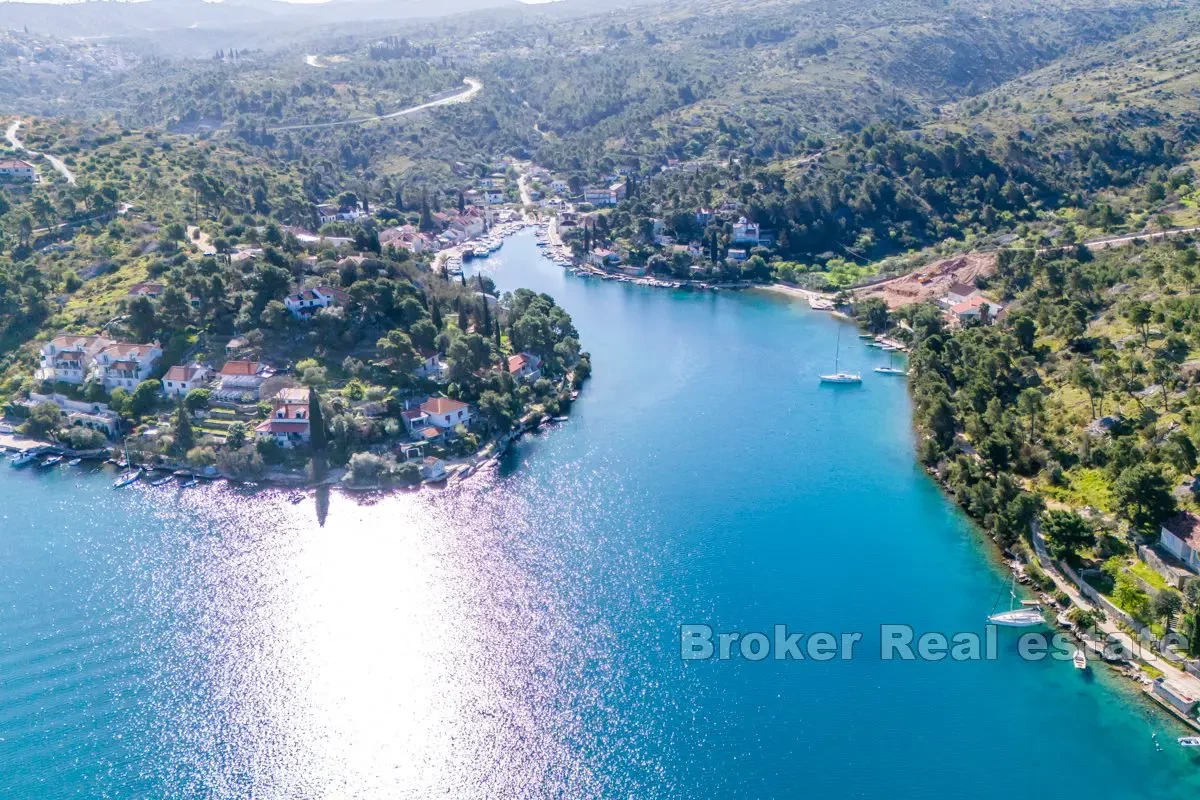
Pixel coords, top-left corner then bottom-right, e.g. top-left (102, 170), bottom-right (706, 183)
top-left (2, 228), bottom-right (1200, 797)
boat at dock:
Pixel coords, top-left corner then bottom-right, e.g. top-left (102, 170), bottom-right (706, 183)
top-left (38, 455), bottom-right (63, 468)
top-left (9, 451), bottom-right (38, 467)
top-left (1073, 648), bottom-right (1088, 670)
top-left (179, 476), bottom-right (199, 488)
top-left (988, 575), bottom-right (1045, 627)
top-left (66, 458), bottom-right (82, 467)
top-left (1179, 737), bottom-right (1200, 746)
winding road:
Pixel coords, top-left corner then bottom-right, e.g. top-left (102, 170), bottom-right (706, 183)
top-left (4, 119), bottom-right (76, 185)
top-left (266, 78), bottom-right (483, 133)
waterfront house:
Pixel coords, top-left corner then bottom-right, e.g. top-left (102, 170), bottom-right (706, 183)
top-left (507, 352), bottom-right (543, 383)
top-left (1161, 512), bottom-right (1200, 572)
top-left (727, 248), bottom-right (748, 262)
top-left (162, 364), bottom-right (210, 398)
top-left (255, 387), bottom-right (310, 448)
top-left (93, 342), bottom-right (162, 391)
top-left (37, 334), bottom-right (114, 385)
top-left (216, 360), bottom-right (272, 400)
top-left (421, 456), bottom-right (448, 481)
top-left (588, 249), bottom-right (620, 268)
top-left (0, 158), bottom-right (36, 181)
top-left (284, 285), bottom-right (351, 318)
top-left (20, 392), bottom-right (120, 438)
top-left (420, 396), bottom-right (472, 431)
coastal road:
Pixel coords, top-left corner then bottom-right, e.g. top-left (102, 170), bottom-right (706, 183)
top-left (266, 78), bottom-right (483, 133)
top-left (5, 119), bottom-right (77, 185)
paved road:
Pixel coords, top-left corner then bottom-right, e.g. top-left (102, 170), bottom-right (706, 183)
top-left (266, 78), bottom-right (482, 133)
top-left (5, 119), bottom-right (76, 185)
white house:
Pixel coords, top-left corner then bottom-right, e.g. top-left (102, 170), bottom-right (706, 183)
top-left (421, 456), bottom-right (448, 481)
top-left (1161, 513), bottom-right (1200, 572)
top-left (420, 396), bottom-right (472, 431)
top-left (551, 179), bottom-right (569, 193)
top-left (942, 282), bottom-right (979, 306)
top-left (484, 189), bottom-right (505, 205)
top-left (93, 342), bottom-right (162, 391)
top-left (0, 158), bottom-right (36, 181)
top-left (37, 334), bottom-right (114, 385)
top-left (413, 349), bottom-right (444, 381)
top-left (255, 387), bottom-right (311, 448)
top-left (507, 352), bottom-right (542, 383)
top-left (285, 285), bottom-right (351, 318)
top-left (217, 360), bottom-right (272, 400)
top-left (949, 295), bottom-right (1003, 325)
top-left (731, 217), bottom-right (760, 246)
top-left (21, 392), bottom-right (120, 438)
top-left (162, 364), bottom-right (210, 398)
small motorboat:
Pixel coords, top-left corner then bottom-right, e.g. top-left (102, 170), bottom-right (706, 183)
top-left (148, 473), bottom-right (175, 486)
top-left (113, 469), bottom-right (142, 488)
top-left (874, 367), bottom-right (908, 376)
top-left (10, 451), bottom-right (38, 467)
top-left (1179, 737), bottom-right (1200, 747)
top-left (179, 476), bottom-right (199, 488)
top-left (66, 458), bottom-right (82, 467)
top-left (38, 455), bottom-right (63, 468)
top-left (1073, 648), bottom-right (1088, 670)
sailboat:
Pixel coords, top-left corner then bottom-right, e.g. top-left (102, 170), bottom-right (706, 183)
top-left (874, 350), bottom-right (908, 376)
top-left (820, 328), bottom-right (862, 384)
top-left (988, 574), bottom-right (1045, 627)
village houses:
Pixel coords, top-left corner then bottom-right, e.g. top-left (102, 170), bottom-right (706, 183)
top-left (37, 334), bottom-right (114, 385)
top-left (507, 352), bottom-right (542, 383)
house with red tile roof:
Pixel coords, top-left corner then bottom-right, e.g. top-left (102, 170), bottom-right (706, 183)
top-left (255, 386), bottom-right (310, 448)
top-left (93, 342), bottom-right (163, 391)
top-left (419, 396), bottom-right (472, 430)
top-left (37, 334), bottom-right (114, 385)
top-left (216, 360), bottom-right (272, 400)
top-left (507, 352), bottom-right (542, 383)
top-left (162, 364), bottom-right (210, 397)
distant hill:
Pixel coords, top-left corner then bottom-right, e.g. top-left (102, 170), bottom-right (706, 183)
top-left (0, 0), bottom-right (529, 47)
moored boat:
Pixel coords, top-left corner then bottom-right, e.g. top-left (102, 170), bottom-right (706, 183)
top-left (988, 575), bottom-right (1045, 627)
top-left (66, 458), bottom-right (82, 467)
top-left (10, 450), bottom-right (38, 467)
top-left (38, 455), bottom-right (63, 468)
top-left (1073, 648), bottom-right (1088, 670)
top-left (820, 328), bottom-right (862, 384)
top-left (1179, 737), bottom-right (1200, 747)
top-left (113, 468), bottom-right (142, 488)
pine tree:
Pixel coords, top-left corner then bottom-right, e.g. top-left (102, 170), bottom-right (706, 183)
top-left (493, 318), bottom-right (503, 351)
top-left (430, 300), bottom-right (443, 331)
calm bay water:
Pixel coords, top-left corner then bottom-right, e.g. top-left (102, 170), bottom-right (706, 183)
top-left (2, 228), bottom-right (1200, 797)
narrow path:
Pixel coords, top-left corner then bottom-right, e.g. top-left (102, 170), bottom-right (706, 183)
top-left (4, 119), bottom-right (76, 185)
top-left (266, 78), bottom-right (482, 133)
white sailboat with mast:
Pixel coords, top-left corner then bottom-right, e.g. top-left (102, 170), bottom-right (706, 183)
top-left (987, 574), bottom-right (1044, 627)
top-left (820, 328), bottom-right (862, 384)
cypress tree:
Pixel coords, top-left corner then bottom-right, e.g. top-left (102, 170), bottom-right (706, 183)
top-left (174, 400), bottom-right (194, 456)
top-left (309, 388), bottom-right (326, 453)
